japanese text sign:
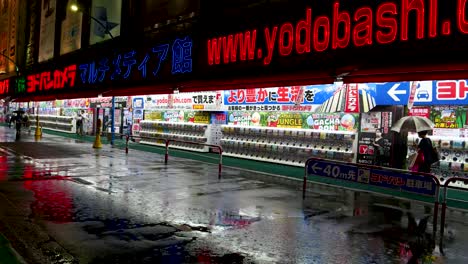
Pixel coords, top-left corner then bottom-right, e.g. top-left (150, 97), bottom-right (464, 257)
top-left (344, 84), bottom-right (360, 113)
top-left (79, 36), bottom-right (193, 85)
top-left (0, 79), bottom-right (9, 95)
top-left (26, 65), bottom-right (77, 93)
top-left (307, 159), bottom-right (436, 196)
top-left (224, 86), bottom-right (317, 105)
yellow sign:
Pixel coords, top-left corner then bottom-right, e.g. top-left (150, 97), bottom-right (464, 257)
top-left (146, 111), bottom-right (162, 121)
top-left (193, 112), bottom-right (210, 124)
top-left (193, 105), bottom-right (205, 110)
top-left (277, 113), bottom-right (303, 128)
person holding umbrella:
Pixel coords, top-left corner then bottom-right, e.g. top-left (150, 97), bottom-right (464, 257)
top-left (391, 116), bottom-right (436, 172)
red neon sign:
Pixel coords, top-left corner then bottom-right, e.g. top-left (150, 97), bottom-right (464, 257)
top-left (0, 79), bottom-right (9, 95)
top-left (26, 65), bottom-right (77, 94)
top-left (207, 0), bottom-right (466, 66)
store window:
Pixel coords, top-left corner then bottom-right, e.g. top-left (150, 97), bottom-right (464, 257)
top-left (38, 0), bottom-right (57, 62)
top-left (89, 0), bottom-right (121, 44)
top-left (60, 7), bottom-right (82, 55)
top-left (141, 0), bottom-right (199, 32)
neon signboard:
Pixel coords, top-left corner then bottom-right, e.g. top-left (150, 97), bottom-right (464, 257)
top-left (79, 36), bottom-right (192, 85)
top-left (26, 65), bottom-right (77, 93)
top-left (207, 0), bottom-right (468, 66)
top-left (0, 79), bottom-right (9, 95)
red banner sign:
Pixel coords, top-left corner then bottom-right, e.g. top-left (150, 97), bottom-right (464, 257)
top-left (408, 107), bottom-right (431, 118)
top-left (345, 84), bottom-right (359, 113)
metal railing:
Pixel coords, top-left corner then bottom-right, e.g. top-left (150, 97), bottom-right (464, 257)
top-left (303, 157), bottom-right (441, 238)
top-left (439, 177), bottom-right (468, 255)
top-left (121, 134), bottom-right (223, 179)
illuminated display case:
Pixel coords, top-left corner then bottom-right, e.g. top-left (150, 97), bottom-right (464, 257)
top-left (220, 125), bottom-right (357, 167)
top-left (408, 134), bottom-right (468, 187)
top-left (30, 115), bottom-right (76, 134)
top-left (138, 120), bottom-right (210, 152)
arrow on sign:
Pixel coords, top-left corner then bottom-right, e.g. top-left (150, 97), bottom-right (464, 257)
top-left (387, 84), bottom-right (407, 101)
top-left (310, 163), bottom-right (323, 174)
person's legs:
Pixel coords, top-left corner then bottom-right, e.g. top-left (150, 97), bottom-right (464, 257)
top-left (15, 121), bottom-right (21, 134)
top-left (76, 121), bottom-right (82, 135)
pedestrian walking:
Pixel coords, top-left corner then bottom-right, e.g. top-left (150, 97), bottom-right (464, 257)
top-left (8, 113), bottom-right (16, 128)
top-left (75, 111), bottom-right (83, 136)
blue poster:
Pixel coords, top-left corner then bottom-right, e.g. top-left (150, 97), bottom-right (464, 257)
top-left (223, 81), bottom-right (468, 108)
top-left (307, 159), bottom-right (437, 196)
top-left (223, 85), bottom-right (338, 106)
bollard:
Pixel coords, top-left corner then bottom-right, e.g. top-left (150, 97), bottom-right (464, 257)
top-left (125, 135), bottom-right (129, 154)
top-left (164, 140), bottom-right (169, 164)
top-left (34, 114), bottom-right (42, 137)
top-left (218, 150), bottom-right (223, 179)
top-left (93, 119), bottom-right (103, 149)
top-left (303, 160), bottom-right (308, 199)
top-left (439, 201), bottom-right (447, 255)
top-left (433, 185), bottom-right (440, 239)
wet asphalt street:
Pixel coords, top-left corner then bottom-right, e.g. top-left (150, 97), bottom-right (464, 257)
top-left (0, 127), bottom-right (468, 264)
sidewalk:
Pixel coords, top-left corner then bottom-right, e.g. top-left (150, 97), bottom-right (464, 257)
top-left (17, 124), bottom-right (468, 211)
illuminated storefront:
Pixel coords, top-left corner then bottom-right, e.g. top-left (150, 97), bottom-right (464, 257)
top-left (2, 0), bottom-right (468, 183)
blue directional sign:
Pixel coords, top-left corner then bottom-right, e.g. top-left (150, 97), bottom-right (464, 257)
top-left (308, 159), bottom-right (358, 182)
top-left (373, 81), bottom-right (468, 106)
top-left (374, 82), bottom-right (410, 105)
top-left (307, 159), bottom-right (437, 196)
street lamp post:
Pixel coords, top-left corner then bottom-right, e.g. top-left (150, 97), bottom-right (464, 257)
top-left (70, 2), bottom-right (117, 146)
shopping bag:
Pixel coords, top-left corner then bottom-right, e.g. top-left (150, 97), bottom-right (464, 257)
top-left (408, 152), bottom-right (418, 170)
top-left (409, 151), bottom-right (424, 172)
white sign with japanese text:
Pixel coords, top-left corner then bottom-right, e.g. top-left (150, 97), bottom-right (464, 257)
top-left (144, 92), bottom-right (223, 111)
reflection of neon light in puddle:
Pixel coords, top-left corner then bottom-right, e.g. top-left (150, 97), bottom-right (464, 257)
top-left (0, 156), bottom-right (7, 181)
top-left (211, 210), bottom-right (261, 228)
top-left (23, 165), bottom-right (74, 223)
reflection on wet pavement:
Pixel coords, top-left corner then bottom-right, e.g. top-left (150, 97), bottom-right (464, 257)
top-left (0, 128), bottom-right (467, 263)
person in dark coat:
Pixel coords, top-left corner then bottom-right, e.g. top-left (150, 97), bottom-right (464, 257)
top-left (417, 131), bottom-right (433, 173)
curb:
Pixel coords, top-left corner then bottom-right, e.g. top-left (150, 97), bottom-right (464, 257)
top-left (0, 234), bottom-right (26, 264)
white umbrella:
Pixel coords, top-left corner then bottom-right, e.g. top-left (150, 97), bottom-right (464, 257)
top-left (391, 116), bottom-right (435, 133)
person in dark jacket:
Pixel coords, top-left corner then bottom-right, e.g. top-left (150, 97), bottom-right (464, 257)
top-left (417, 131), bottom-right (433, 173)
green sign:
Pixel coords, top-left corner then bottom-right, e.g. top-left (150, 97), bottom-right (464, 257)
top-left (430, 106), bottom-right (467, 129)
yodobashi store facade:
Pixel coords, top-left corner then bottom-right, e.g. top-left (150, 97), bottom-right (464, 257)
top-left (4, 1), bottom-right (468, 178)
top-left (196, 0), bottom-right (468, 177)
